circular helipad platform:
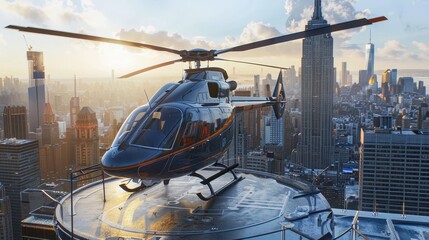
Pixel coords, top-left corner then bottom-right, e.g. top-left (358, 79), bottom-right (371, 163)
top-left (55, 169), bottom-right (333, 239)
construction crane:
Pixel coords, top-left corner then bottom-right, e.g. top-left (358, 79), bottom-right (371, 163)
top-left (23, 35), bottom-right (32, 51)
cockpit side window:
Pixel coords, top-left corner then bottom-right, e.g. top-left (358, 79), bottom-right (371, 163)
top-left (208, 82), bottom-right (219, 98)
top-left (149, 83), bottom-right (178, 106)
top-left (112, 105), bottom-right (148, 146)
top-left (132, 107), bottom-right (182, 150)
top-left (186, 72), bottom-right (206, 80)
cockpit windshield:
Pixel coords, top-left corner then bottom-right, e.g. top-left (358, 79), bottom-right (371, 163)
top-left (112, 105), bottom-right (148, 147)
top-left (132, 107), bottom-right (182, 150)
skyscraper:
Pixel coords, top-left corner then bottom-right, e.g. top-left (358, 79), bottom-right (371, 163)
top-left (70, 75), bottom-right (80, 128)
top-left (3, 106), bottom-right (28, 139)
top-left (397, 77), bottom-right (414, 94)
top-left (268, 110), bottom-right (284, 146)
top-left (358, 69), bottom-right (368, 87)
top-left (75, 107), bottom-right (99, 167)
top-left (41, 103), bottom-right (59, 146)
top-left (298, 0), bottom-right (334, 169)
top-left (40, 102), bottom-right (63, 182)
top-left (365, 33), bottom-right (375, 85)
top-left (341, 62), bottom-right (347, 87)
top-left (417, 103), bottom-right (429, 129)
top-left (27, 51), bottom-right (46, 132)
top-left (360, 129), bottom-right (429, 216)
top-left (381, 69), bottom-right (391, 102)
top-left (0, 139), bottom-right (40, 239)
top-left (0, 182), bottom-right (13, 240)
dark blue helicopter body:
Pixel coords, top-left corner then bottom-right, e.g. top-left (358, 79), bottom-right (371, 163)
top-left (102, 68), bottom-right (239, 181)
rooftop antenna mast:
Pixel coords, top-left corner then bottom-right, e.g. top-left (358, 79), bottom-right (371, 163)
top-left (369, 29), bottom-right (372, 43)
top-left (74, 74), bottom-right (77, 97)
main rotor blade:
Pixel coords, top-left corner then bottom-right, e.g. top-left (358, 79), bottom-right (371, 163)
top-left (216, 16), bottom-right (387, 55)
top-left (119, 59), bottom-right (183, 78)
top-left (6, 25), bottom-right (183, 55)
top-left (214, 57), bottom-right (289, 70)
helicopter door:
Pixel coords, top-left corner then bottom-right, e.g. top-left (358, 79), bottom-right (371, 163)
top-left (168, 108), bottom-right (215, 173)
top-left (210, 108), bottom-right (223, 153)
top-left (199, 108), bottom-right (212, 153)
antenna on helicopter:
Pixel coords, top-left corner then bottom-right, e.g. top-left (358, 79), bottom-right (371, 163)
top-left (144, 89), bottom-right (152, 109)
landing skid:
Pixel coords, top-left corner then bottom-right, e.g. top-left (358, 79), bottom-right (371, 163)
top-left (119, 179), bottom-right (159, 192)
top-left (191, 162), bottom-right (244, 201)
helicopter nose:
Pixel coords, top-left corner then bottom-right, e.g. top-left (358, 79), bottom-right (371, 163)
top-left (101, 146), bottom-right (164, 178)
top-left (101, 147), bottom-right (121, 169)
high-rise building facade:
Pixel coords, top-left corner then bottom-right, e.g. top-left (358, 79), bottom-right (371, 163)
top-left (397, 77), bottom-right (414, 94)
top-left (341, 62), bottom-right (347, 87)
top-left (27, 51), bottom-right (46, 132)
top-left (70, 97), bottom-right (80, 129)
top-left (359, 129), bottom-right (429, 216)
top-left (3, 106), bottom-right (28, 139)
top-left (418, 103), bottom-right (429, 129)
top-left (0, 182), bottom-right (13, 240)
top-left (298, 0), bottom-right (334, 169)
top-left (358, 70), bottom-right (368, 87)
top-left (39, 102), bottom-right (64, 182)
top-left (75, 107), bottom-right (99, 167)
top-left (0, 139), bottom-right (40, 239)
top-left (269, 110), bottom-right (284, 146)
top-left (41, 103), bottom-right (59, 146)
top-left (381, 69), bottom-right (391, 102)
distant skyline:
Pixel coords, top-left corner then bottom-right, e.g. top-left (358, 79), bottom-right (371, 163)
top-left (0, 0), bottom-right (428, 80)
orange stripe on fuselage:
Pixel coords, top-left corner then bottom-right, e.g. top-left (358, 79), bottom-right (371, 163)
top-left (104, 114), bottom-right (234, 171)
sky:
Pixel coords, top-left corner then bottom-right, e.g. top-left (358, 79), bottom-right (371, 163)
top-left (0, 0), bottom-right (428, 81)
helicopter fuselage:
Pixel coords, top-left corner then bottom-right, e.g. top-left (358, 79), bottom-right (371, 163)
top-left (101, 69), bottom-right (235, 181)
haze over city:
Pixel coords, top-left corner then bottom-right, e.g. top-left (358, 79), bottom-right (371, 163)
top-left (1, 0), bottom-right (429, 239)
top-left (0, 0), bottom-right (428, 80)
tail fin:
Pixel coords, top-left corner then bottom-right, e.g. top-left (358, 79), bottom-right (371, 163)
top-left (272, 70), bottom-right (286, 119)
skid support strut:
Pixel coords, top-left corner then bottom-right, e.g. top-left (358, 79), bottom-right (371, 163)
top-left (191, 163), bottom-right (243, 201)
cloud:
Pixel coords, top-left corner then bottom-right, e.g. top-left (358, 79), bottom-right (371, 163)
top-left (238, 22), bottom-right (282, 44)
top-left (2, 1), bottom-right (49, 24)
top-left (412, 41), bottom-right (429, 52)
top-left (377, 40), bottom-right (429, 63)
top-left (378, 40), bottom-right (407, 59)
top-left (117, 27), bottom-right (214, 52)
top-left (117, 21), bottom-right (300, 61)
top-left (117, 21), bottom-right (282, 52)
top-left (377, 40), bottom-right (407, 59)
top-left (0, 0), bottom-right (106, 29)
top-left (284, 0), bottom-right (371, 41)
top-left (0, 34), bottom-right (6, 46)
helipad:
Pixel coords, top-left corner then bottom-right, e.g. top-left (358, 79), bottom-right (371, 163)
top-left (55, 169), bottom-right (333, 239)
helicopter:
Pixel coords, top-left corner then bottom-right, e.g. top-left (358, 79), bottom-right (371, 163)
top-left (7, 16), bottom-right (386, 200)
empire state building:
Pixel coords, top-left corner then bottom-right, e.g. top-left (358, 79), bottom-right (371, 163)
top-left (298, 0), bottom-right (334, 169)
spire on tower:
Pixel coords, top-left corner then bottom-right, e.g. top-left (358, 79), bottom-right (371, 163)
top-left (312, 0), bottom-right (323, 20)
top-left (369, 29), bottom-right (372, 43)
top-left (74, 74), bottom-right (77, 97)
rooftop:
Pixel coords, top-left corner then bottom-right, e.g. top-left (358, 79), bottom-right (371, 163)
top-left (332, 209), bottom-right (429, 239)
top-left (0, 138), bottom-right (34, 145)
top-left (364, 129), bottom-right (429, 135)
top-left (55, 169), bottom-right (333, 239)
top-left (53, 169), bottom-right (429, 239)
